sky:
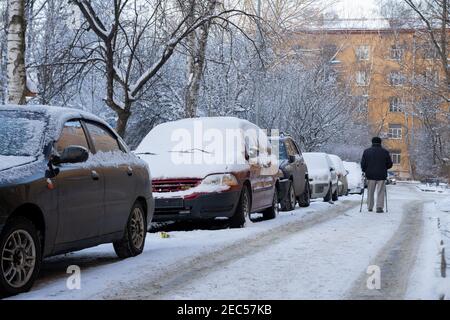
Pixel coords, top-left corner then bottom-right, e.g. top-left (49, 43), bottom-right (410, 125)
top-left (329, 0), bottom-right (382, 19)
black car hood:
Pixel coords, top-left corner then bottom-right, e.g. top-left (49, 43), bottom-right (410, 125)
top-left (0, 156), bottom-right (43, 185)
top-left (0, 155), bottom-right (36, 171)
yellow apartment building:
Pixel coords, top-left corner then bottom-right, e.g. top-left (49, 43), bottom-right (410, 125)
top-left (286, 20), bottom-right (447, 179)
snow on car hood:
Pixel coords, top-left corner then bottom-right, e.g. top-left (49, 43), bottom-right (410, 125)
top-left (138, 152), bottom-right (248, 180)
top-left (0, 155), bottom-right (36, 171)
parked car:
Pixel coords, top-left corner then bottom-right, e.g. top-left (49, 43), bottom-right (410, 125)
top-left (136, 117), bottom-right (279, 228)
top-left (303, 153), bottom-right (339, 202)
top-left (328, 154), bottom-right (349, 196)
top-left (269, 134), bottom-right (310, 211)
top-left (0, 105), bottom-right (154, 295)
top-left (343, 161), bottom-right (365, 195)
top-left (387, 171), bottom-right (397, 185)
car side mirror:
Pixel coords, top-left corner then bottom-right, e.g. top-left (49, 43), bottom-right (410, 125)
top-left (53, 146), bottom-right (89, 165)
top-left (248, 146), bottom-right (258, 159)
top-left (288, 155), bottom-right (296, 163)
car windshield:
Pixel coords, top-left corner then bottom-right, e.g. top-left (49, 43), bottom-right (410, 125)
top-left (0, 111), bottom-right (46, 157)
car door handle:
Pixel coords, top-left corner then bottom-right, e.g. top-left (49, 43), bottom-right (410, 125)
top-left (91, 170), bottom-right (100, 181)
top-left (127, 167), bottom-right (133, 176)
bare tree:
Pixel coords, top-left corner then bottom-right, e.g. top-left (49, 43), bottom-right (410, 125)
top-left (6, 0), bottom-right (27, 104)
top-left (181, 0), bottom-right (218, 118)
top-left (70, 0), bottom-right (255, 137)
top-left (404, 0), bottom-right (449, 101)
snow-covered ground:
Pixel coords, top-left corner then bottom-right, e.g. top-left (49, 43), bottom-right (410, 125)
top-left (7, 184), bottom-right (450, 300)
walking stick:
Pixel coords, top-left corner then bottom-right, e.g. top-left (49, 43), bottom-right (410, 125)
top-left (360, 177), bottom-right (365, 213)
top-left (385, 182), bottom-right (388, 213)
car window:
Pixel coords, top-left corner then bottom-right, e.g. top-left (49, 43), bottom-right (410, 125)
top-left (285, 139), bottom-right (298, 157)
top-left (291, 140), bottom-right (301, 155)
top-left (278, 142), bottom-right (288, 160)
top-left (85, 122), bottom-right (122, 153)
top-left (55, 120), bottom-right (90, 155)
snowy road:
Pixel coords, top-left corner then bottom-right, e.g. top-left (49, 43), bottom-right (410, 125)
top-left (8, 183), bottom-right (450, 300)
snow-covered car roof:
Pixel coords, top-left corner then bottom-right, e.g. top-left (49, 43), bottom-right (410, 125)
top-left (0, 104), bottom-right (114, 145)
top-left (328, 154), bottom-right (346, 175)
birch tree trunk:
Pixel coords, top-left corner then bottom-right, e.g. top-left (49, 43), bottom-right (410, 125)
top-left (184, 0), bottom-right (216, 118)
top-left (6, 0), bottom-right (27, 105)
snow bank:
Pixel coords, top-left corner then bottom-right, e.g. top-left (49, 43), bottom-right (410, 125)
top-left (416, 184), bottom-right (450, 194)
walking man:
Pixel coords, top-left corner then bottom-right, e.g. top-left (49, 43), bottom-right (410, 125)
top-left (361, 137), bottom-right (393, 213)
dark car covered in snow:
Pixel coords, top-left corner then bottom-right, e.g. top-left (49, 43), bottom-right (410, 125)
top-left (269, 135), bottom-right (311, 211)
top-left (0, 105), bottom-right (154, 295)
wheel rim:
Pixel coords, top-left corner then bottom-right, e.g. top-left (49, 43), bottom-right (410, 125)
top-left (274, 191), bottom-right (279, 215)
top-left (242, 190), bottom-right (250, 218)
top-left (1, 230), bottom-right (36, 289)
top-left (289, 186), bottom-right (296, 208)
top-left (130, 208), bottom-right (145, 249)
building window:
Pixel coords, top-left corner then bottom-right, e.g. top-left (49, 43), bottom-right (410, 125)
top-left (356, 71), bottom-right (369, 86)
top-left (422, 43), bottom-right (439, 60)
top-left (390, 45), bottom-right (403, 60)
top-left (424, 69), bottom-right (439, 86)
top-left (388, 124), bottom-right (402, 139)
top-left (356, 45), bottom-right (370, 61)
top-left (356, 95), bottom-right (369, 113)
top-left (389, 97), bottom-right (403, 113)
top-left (389, 72), bottom-right (406, 86)
top-left (391, 151), bottom-right (401, 165)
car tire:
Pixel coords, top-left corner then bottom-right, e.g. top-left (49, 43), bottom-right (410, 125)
top-left (280, 182), bottom-right (296, 211)
top-left (323, 183), bottom-right (332, 202)
top-left (0, 217), bottom-right (42, 296)
top-left (298, 180), bottom-right (311, 207)
top-left (332, 186), bottom-right (339, 202)
top-left (263, 186), bottom-right (279, 220)
top-left (113, 202), bottom-right (147, 259)
top-left (230, 187), bottom-right (251, 229)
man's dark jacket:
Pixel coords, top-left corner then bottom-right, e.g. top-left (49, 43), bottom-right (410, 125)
top-left (361, 143), bottom-right (393, 180)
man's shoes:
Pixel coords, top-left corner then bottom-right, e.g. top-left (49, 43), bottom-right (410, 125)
top-left (376, 208), bottom-right (384, 213)
top-left (368, 208), bottom-right (373, 212)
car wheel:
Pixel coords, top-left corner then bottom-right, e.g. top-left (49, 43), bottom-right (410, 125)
top-left (113, 202), bottom-right (147, 259)
top-left (0, 217), bottom-right (42, 296)
top-left (298, 180), bottom-right (311, 207)
top-left (323, 183), bottom-right (332, 202)
top-left (280, 182), bottom-right (296, 211)
top-left (332, 186), bottom-right (339, 201)
top-left (230, 187), bottom-right (251, 229)
top-left (263, 186), bottom-right (279, 220)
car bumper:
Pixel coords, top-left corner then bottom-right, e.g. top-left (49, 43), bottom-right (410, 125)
top-left (146, 195), bottom-right (155, 228)
top-left (311, 183), bottom-right (329, 198)
top-left (278, 179), bottom-right (291, 202)
top-left (152, 190), bottom-right (241, 222)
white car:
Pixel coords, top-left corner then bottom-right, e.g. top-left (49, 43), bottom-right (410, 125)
top-left (343, 161), bottom-right (365, 195)
top-left (328, 154), bottom-right (349, 196)
top-left (303, 152), bottom-right (339, 202)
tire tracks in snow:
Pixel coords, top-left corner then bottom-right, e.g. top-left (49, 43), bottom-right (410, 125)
top-left (104, 200), bottom-right (358, 299)
top-left (346, 200), bottom-right (424, 300)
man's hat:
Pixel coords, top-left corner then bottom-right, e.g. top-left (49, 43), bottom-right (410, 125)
top-left (372, 137), bottom-right (382, 144)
